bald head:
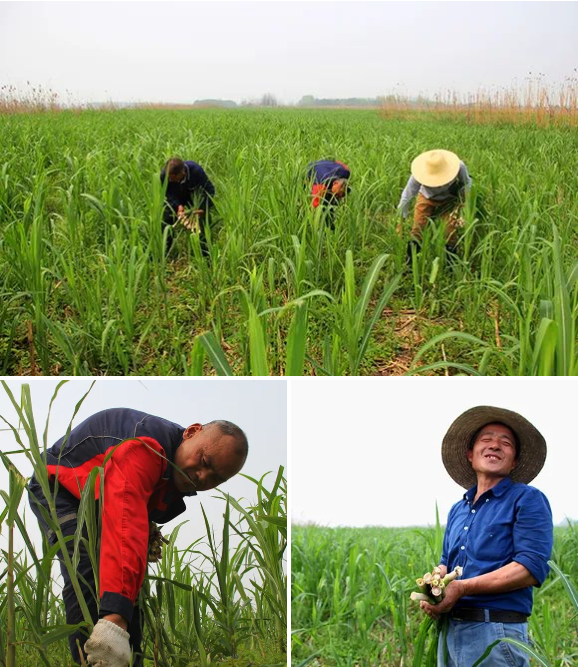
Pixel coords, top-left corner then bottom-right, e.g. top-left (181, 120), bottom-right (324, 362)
top-left (203, 420), bottom-right (248, 460)
top-left (173, 421), bottom-right (248, 494)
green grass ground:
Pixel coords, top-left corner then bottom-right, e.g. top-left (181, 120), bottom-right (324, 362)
top-left (291, 523), bottom-right (578, 666)
top-left (1, 109), bottom-right (576, 374)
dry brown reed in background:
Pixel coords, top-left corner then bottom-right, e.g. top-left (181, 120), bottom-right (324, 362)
top-left (381, 73), bottom-right (578, 128)
top-left (0, 84), bottom-right (118, 114)
top-left (3, 73), bottom-right (577, 126)
top-left (0, 84), bottom-right (64, 114)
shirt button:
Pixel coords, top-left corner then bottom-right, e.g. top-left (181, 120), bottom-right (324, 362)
top-left (471, 509), bottom-right (476, 513)
top-left (461, 546), bottom-right (465, 550)
top-left (464, 526), bottom-right (468, 530)
top-left (485, 499), bottom-right (489, 503)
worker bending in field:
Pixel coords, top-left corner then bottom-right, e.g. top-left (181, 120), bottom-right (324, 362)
top-left (398, 149), bottom-right (471, 255)
top-left (28, 408), bottom-right (248, 667)
top-left (306, 159), bottom-right (350, 227)
top-left (160, 157), bottom-right (216, 256)
top-left (419, 406), bottom-right (552, 667)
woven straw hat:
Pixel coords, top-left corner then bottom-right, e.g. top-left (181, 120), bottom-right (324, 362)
top-left (411, 150), bottom-right (461, 187)
top-left (442, 406), bottom-right (547, 489)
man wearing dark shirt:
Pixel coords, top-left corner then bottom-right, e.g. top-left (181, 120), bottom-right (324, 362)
top-left (420, 406), bottom-right (552, 667)
top-left (160, 157), bottom-right (216, 255)
top-left (28, 408), bottom-right (248, 667)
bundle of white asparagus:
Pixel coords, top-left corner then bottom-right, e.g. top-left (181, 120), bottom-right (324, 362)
top-left (409, 566), bottom-right (463, 605)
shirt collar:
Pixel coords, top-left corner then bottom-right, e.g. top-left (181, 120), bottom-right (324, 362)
top-left (463, 476), bottom-right (514, 504)
top-left (491, 476), bottom-right (514, 496)
top-left (463, 486), bottom-right (476, 504)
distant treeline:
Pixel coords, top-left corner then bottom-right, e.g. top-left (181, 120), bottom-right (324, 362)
top-left (298, 95), bottom-right (385, 107)
top-left (193, 99), bottom-right (238, 108)
top-left (193, 96), bottom-right (388, 108)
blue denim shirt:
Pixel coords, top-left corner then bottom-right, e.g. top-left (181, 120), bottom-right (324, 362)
top-left (441, 476), bottom-right (553, 615)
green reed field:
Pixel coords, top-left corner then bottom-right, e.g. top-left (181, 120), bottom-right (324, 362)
top-left (0, 109), bottom-right (576, 375)
top-left (0, 382), bottom-right (287, 667)
top-left (291, 522), bottom-right (578, 667)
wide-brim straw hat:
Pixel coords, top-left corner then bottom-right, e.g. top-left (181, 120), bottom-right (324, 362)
top-left (411, 149), bottom-right (461, 187)
top-left (442, 406), bottom-right (547, 489)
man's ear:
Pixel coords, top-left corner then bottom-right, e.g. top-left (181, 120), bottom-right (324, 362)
top-left (466, 448), bottom-right (473, 464)
top-left (183, 423), bottom-right (203, 439)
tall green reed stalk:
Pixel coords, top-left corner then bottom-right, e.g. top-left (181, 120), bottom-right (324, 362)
top-left (0, 462), bottom-right (26, 666)
top-left (333, 250), bottom-right (400, 375)
top-left (0, 381), bottom-right (96, 635)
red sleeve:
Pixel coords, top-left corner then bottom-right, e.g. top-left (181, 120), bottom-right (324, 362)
top-left (98, 436), bottom-right (166, 622)
top-left (312, 183), bottom-right (327, 208)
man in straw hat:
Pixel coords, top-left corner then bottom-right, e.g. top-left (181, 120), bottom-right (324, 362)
top-left (398, 149), bottom-right (471, 255)
top-left (419, 406), bottom-right (553, 667)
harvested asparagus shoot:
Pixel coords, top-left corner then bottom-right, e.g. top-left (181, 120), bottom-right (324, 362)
top-left (410, 566), bottom-right (463, 604)
top-left (147, 522), bottom-right (170, 563)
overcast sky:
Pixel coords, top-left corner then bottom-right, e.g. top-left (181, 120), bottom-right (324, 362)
top-left (291, 377), bottom-right (577, 528)
top-left (1, 1), bottom-right (576, 104)
top-left (0, 378), bottom-right (287, 560)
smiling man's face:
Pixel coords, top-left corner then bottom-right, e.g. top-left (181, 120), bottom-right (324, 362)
top-left (467, 422), bottom-right (518, 480)
top-left (173, 424), bottom-right (246, 494)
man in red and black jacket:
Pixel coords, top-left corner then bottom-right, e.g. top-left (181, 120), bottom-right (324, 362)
top-left (28, 408), bottom-right (248, 667)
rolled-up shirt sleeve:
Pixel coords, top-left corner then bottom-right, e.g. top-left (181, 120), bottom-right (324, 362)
top-left (512, 488), bottom-right (553, 586)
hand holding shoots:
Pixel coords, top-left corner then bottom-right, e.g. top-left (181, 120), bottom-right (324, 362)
top-left (147, 521), bottom-right (169, 562)
top-left (410, 566), bottom-right (463, 604)
top-left (176, 206), bottom-right (204, 233)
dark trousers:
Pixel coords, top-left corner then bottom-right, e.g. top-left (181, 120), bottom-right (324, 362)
top-left (28, 478), bottom-right (144, 666)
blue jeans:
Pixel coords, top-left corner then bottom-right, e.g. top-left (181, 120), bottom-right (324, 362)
top-left (438, 617), bottom-right (530, 667)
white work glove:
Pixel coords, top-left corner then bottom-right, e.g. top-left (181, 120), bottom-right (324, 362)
top-left (85, 619), bottom-right (131, 667)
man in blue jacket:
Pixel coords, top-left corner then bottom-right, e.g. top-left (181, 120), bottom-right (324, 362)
top-left (160, 157), bottom-right (216, 255)
top-left (306, 159), bottom-right (350, 228)
top-left (420, 405), bottom-right (553, 667)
